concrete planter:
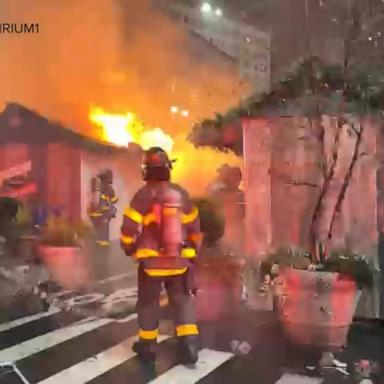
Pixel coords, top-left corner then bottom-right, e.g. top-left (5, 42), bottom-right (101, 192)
top-left (37, 245), bottom-right (91, 291)
top-left (274, 268), bottom-right (359, 350)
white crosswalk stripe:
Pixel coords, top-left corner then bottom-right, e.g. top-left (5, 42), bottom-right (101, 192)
top-left (0, 317), bottom-right (112, 363)
top-left (37, 335), bottom-right (170, 384)
top-left (0, 280), bottom-right (329, 384)
top-left (148, 349), bottom-right (234, 384)
top-left (0, 307), bottom-right (61, 333)
top-left (275, 374), bottom-right (323, 383)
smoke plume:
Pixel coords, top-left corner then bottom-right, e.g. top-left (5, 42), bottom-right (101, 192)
top-left (0, 0), bottom-right (246, 195)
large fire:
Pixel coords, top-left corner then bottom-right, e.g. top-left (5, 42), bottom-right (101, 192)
top-left (89, 106), bottom-right (174, 153)
top-left (88, 106), bottom-right (241, 196)
top-left (1, 0), bottom-right (247, 196)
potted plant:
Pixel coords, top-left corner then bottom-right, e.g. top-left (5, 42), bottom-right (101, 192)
top-left (13, 204), bottom-right (38, 262)
top-left (37, 217), bottom-right (93, 291)
top-left (15, 204), bottom-right (33, 231)
top-left (265, 246), bottom-right (372, 351)
top-left (192, 198), bottom-right (246, 321)
top-left (0, 197), bottom-right (21, 257)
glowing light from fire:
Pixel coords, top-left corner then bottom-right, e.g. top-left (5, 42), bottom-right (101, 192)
top-left (89, 107), bottom-right (137, 146)
top-left (89, 106), bottom-right (174, 154)
top-left (139, 128), bottom-right (174, 153)
top-left (88, 107), bottom-right (242, 196)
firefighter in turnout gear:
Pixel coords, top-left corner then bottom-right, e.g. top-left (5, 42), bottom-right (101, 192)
top-left (89, 169), bottom-right (118, 246)
top-left (120, 147), bottom-right (202, 364)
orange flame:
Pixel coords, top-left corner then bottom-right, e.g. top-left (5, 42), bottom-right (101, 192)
top-left (88, 106), bottom-right (241, 196)
top-left (89, 106), bottom-right (173, 153)
top-left (139, 128), bottom-right (174, 154)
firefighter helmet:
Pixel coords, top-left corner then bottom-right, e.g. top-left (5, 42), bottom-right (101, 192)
top-left (142, 147), bottom-right (174, 181)
top-left (98, 169), bottom-right (113, 184)
top-left (143, 147), bottom-right (173, 168)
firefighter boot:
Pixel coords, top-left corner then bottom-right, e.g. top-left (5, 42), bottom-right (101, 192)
top-left (178, 335), bottom-right (199, 365)
top-left (133, 340), bottom-right (156, 362)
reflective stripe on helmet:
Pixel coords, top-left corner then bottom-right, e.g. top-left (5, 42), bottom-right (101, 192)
top-left (124, 207), bottom-right (143, 223)
top-left (182, 206), bottom-right (199, 224)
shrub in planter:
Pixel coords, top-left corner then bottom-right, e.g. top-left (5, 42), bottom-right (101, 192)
top-left (15, 205), bottom-right (33, 231)
top-left (38, 217), bottom-right (93, 290)
top-left (0, 197), bottom-right (20, 222)
top-left (267, 247), bottom-right (371, 350)
top-left (12, 205), bottom-right (37, 261)
top-left (192, 198), bottom-right (224, 247)
top-left (191, 198), bottom-right (245, 320)
top-left (0, 197), bottom-right (22, 256)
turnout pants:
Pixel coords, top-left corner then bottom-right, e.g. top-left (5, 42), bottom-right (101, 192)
top-left (137, 265), bottom-right (198, 342)
top-left (93, 219), bottom-right (110, 247)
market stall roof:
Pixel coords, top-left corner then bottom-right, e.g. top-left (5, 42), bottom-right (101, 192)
top-left (0, 103), bottom-right (143, 157)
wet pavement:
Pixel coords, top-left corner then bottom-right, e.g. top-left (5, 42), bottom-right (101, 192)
top-left (0, 243), bottom-right (382, 383)
top-left (0, 270), bottom-right (382, 384)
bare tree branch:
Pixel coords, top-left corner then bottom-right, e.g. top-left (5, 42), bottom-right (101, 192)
top-left (350, 122), bottom-right (360, 135)
top-left (327, 122), bottom-right (364, 240)
top-left (309, 118), bottom-right (344, 249)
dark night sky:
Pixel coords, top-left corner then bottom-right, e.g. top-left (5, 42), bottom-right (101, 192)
top-left (168, 0), bottom-right (384, 79)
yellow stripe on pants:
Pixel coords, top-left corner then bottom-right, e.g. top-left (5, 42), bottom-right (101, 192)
top-left (144, 268), bottom-right (187, 277)
top-left (176, 324), bottom-right (199, 337)
top-left (138, 328), bottom-right (159, 340)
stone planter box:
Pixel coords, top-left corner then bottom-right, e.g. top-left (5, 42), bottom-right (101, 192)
top-left (274, 268), bottom-right (359, 350)
top-left (37, 245), bottom-right (91, 291)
